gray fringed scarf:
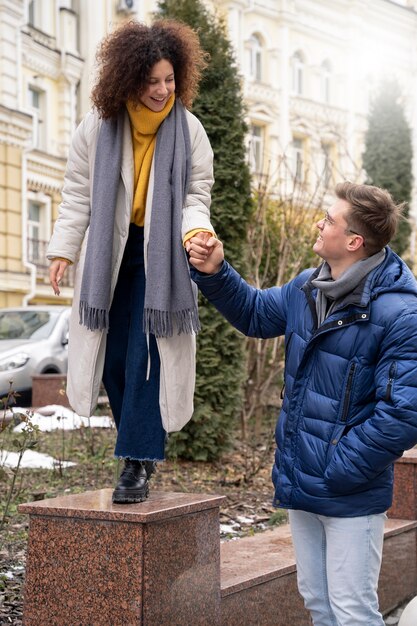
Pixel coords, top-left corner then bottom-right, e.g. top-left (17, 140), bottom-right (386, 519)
top-left (312, 249), bottom-right (386, 325)
top-left (79, 100), bottom-right (199, 338)
top-left (79, 110), bottom-right (124, 331)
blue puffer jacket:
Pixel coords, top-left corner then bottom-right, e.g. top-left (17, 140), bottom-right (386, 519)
top-left (192, 247), bottom-right (417, 516)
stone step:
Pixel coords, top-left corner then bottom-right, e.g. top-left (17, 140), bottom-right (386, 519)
top-left (219, 518), bottom-right (417, 626)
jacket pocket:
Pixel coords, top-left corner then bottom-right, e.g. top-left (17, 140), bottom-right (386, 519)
top-left (325, 423), bottom-right (348, 464)
top-left (325, 362), bottom-right (356, 464)
top-left (341, 362), bottom-right (356, 422)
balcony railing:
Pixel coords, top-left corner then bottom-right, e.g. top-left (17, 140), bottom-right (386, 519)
top-left (27, 238), bottom-right (75, 288)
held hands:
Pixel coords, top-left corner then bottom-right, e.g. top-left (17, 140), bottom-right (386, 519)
top-left (186, 233), bottom-right (224, 275)
top-left (49, 259), bottom-right (69, 296)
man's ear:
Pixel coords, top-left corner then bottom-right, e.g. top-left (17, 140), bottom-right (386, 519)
top-left (347, 234), bottom-right (365, 252)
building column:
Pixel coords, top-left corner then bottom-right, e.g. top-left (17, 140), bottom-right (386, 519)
top-left (278, 22), bottom-right (291, 155)
top-left (0, 0), bottom-right (25, 110)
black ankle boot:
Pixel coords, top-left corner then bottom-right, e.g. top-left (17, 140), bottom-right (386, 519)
top-left (143, 460), bottom-right (157, 480)
top-left (112, 459), bottom-right (149, 504)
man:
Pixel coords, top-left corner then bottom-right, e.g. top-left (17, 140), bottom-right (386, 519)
top-left (187, 182), bottom-right (417, 626)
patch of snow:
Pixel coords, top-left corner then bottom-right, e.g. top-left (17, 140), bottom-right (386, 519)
top-left (220, 523), bottom-right (240, 535)
top-left (0, 449), bottom-right (76, 469)
top-left (235, 515), bottom-right (255, 525)
top-left (12, 405), bottom-right (113, 432)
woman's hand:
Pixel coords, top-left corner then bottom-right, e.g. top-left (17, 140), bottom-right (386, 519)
top-left (49, 259), bottom-right (69, 296)
top-left (184, 230), bottom-right (212, 252)
top-left (188, 235), bottom-right (224, 275)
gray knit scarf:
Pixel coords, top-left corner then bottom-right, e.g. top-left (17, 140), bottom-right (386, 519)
top-left (79, 99), bottom-right (199, 338)
top-left (312, 250), bottom-right (386, 325)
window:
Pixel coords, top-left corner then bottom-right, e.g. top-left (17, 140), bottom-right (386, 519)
top-left (320, 143), bottom-right (332, 187)
top-left (249, 34), bottom-right (263, 82)
top-left (292, 51), bottom-right (305, 95)
top-left (292, 138), bottom-right (304, 181)
top-left (28, 86), bottom-right (46, 150)
top-left (321, 60), bottom-right (331, 104)
top-left (28, 201), bottom-right (43, 263)
top-left (249, 124), bottom-right (264, 173)
top-left (28, 0), bottom-right (55, 34)
top-left (28, 0), bottom-right (44, 30)
top-left (27, 194), bottom-right (51, 266)
top-left (28, 0), bottom-right (35, 27)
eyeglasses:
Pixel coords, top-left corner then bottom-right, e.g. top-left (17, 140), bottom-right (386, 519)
top-left (322, 212), bottom-right (365, 247)
top-left (322, 211), bottom-right (335, 226)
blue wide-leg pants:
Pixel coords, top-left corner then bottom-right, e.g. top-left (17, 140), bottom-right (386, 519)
top-left (102, 224), bottom-right (165, 461)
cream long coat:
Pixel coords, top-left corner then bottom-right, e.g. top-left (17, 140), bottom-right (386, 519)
top-left (47, 108), bottom-right (214, 432)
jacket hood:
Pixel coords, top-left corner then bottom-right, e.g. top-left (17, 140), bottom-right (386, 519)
top-left (365, 246), bottom-right (417, 301)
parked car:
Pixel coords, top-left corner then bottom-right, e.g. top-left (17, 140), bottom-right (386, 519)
top-left (0, 306), bottom-right (70, 406)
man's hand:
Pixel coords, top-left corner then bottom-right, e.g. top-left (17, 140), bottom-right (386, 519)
top-left (49, 259), bottom-right (69, 296)
top-left (188, 235), bottom-right (224, 274)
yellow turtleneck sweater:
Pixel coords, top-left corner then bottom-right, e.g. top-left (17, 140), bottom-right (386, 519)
top-left (126, 94), bottom-right (175, 226)
top-left (126, 94), bottom-right (213, 243)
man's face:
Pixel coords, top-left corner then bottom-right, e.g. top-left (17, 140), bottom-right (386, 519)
top-left (313, 198), bottom-right (357, 264)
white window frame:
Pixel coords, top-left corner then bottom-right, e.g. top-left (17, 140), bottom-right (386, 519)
top-left (28, 0), bottom-right (36, 27)
top-left (321, 60), bottom-right (331, 104)
top-left (249, 124), bottom-right (264, 173)
top-left (28, 85), bottom-right (47, 151)
top-left (28, 0), bottom-right (55, 35)
top-left (292, 138), bottom-right (304, 182)
top-left (320, 143), bottom-right (332, 187)
top-left (27, 192), bottom-right (51, 264)
top-left (292, 51), bottom-right (304, 96)
top-left (249, 34), bottom-right (263, 82)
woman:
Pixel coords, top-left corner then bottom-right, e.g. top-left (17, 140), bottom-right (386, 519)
top-left (47, 20), bottom-right (214, 503)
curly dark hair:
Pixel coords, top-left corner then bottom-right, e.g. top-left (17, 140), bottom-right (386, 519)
top-left (91, 19), bottom-right (209, 118)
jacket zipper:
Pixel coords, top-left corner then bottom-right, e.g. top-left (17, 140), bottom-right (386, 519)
top-left (341, 362), bottom-right (356, 422)
top-left (280, 332), bottom-right (294, 400)
top-left (385, 362), bottom-right (396, 401)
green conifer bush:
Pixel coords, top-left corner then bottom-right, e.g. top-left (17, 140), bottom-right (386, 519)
top-left (362, 79), bottom-right (413, 258)
top-left (156, 0), bottom-right (253, 460)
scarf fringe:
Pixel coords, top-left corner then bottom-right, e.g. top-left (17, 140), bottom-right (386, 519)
top-left (143, 307), bottom-right (201, 338)
top-left (79, 301), bottom-right (109, 332)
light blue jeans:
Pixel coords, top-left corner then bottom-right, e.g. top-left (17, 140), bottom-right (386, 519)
top-left (289, 509), bottom-right (386, 626)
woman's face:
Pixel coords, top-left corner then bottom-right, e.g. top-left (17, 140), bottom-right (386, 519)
top-left (140, 59), bottom-right (175, 112)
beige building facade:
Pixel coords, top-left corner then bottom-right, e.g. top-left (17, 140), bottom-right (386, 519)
top-left (0, 0), bottom-right (83, 306)
top-left (0, 0), bottom-right (416, 308)
top-left (216, 1), bottom-right (417, 218)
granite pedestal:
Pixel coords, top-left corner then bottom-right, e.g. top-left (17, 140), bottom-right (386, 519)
top-left (31, 373), bottom-right (70, 408)
top-left (389, 449), bottom-right (417, 520)
top-left (19, 490), bottom-right (225, 626)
